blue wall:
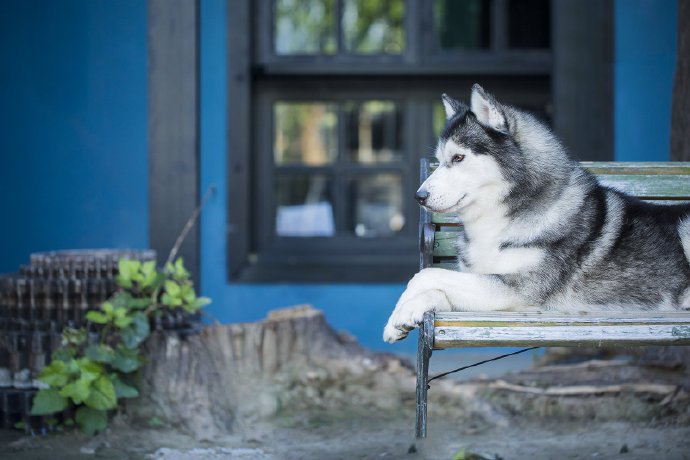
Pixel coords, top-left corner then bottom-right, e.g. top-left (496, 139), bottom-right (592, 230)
top-left (0, 0), bottom-right (149, 273)
top-left (614, 0), bottom-right (677, 161)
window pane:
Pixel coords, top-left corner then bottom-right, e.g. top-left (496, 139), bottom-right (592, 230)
top-left (275, 0), bottom-right (337, 55)
top-left (342, 0), bottom-right (405, 54)
top-left (274, 103), bottom-right (338, 165)
top-left (508, 0), bottom-right (550, 49)
top-left (276, 175), bottom-right (335, 237)
top-left (434, 0), bottom-right (490, 50)
top-left (348, 174), bottom-right (404, 237)
top-left (345, 101), bottom-right (403, 164)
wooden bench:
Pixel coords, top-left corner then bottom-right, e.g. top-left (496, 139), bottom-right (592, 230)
top-left (415, 160), bottom-right (690, 438)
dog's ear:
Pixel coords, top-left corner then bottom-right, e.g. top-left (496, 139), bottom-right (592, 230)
top-left (441, 93), bottom-right (468, 120)
top-left (470, 84), bottom-right (508, 133)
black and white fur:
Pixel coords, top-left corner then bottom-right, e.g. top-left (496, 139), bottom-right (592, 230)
top-left (383, 84), bottom-right (690, 343)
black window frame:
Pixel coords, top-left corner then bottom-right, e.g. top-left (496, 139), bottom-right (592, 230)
top-left (227, 0), bottom-right (611, 283)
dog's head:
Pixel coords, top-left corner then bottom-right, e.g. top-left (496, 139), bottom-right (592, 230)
top-left (417, 84), bottom-right (528, 215)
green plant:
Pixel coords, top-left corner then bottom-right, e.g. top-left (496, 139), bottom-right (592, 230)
top-left (31, 258), bottom-right (210, 435)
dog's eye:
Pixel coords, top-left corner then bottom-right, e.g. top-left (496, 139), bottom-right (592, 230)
top-left (451, 154), bottom-right (465, 164)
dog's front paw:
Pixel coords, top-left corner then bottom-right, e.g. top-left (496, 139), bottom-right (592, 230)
top-left (383, 292), bottom-right (439, 343)
top-left (383, 321), bottom-right (409, 343)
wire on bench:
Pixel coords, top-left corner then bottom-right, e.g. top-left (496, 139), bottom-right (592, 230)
top-left (427, 347), bottom-right (540, 388)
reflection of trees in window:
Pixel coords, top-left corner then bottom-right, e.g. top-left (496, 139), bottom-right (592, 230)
top-left (275, 0), bottom-right (336, 54)
top-left (273, 101), bottom-right (405, 240)
top-left (274, 103), bottom-right (337, 165)
top-left (346, 101), bottom-right (402, 164)
top-left (343, 0), bottom-right (405, 54)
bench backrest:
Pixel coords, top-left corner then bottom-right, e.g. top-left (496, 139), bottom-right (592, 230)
top-left (419, 160), bottom-right (690, 270)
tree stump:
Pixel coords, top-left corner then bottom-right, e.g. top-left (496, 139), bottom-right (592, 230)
top-left (128, 305), bottom-right (415, 440)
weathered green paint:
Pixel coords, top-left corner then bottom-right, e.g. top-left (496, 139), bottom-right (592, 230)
top-left (581, 162), bottom-right (690, 175)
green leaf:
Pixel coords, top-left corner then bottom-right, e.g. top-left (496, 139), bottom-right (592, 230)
top-left (161, 293), bottom-right (173, 307)
top-left (110, 292), bottom-right (126, 307)
top-left (164, 280), bottom-right (181, 297)
top-left (31, 389), bottom-right (69, 415)
top-left (102, 302), bottom-right (114, 315)
top-left (121, 312), bottom-right (150, 349)
top-left (174, 258), bottom-right (190, 280)
top-left (111, 375), bottom-right (139, 398)
top-left (164, 261), bottom-right (175, 275)
top-left (38, 360), bottom-right (70, 387)
top-left (114, 316), bottom-right (133, 329)
top-left (112, 347), bottom-right (142, 373)
top-left (77, 358), bottom-right (103, 383)
top-left (140, 261), bottom-right (158, 288)
top-left (84, 344), bottom-right (115, 364)
top-left (59, 377), bottom-right (91, 405)
top-left (116, 274), bottom-right (133, 289)
top-left (62, 327), bottom-right (87, 346)
top-left (52, 346), bottom-right (77, 362)
top-left (181, 284), bottom-right (196, 303)
top-left (75, 406), bottom-right (107, 436)
top-left (126, 297), bottom-right (153, 309)
top-left (66, 358), bottom-right (80, 375)
top-left (118, 259), bottom-right (141, 279)
top-left (117, 259), bottom-right (142, 289)
top-left (84, 375), bottom-right (117, 411)
top-left (86, 311), bottom-right (109, 324)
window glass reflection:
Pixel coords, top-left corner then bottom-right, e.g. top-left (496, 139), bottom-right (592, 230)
top-left (276, 175), bottom-right (335, 237)
top-left (275, 0), bottom-right (337, 54)
top-left (348, 174), bottom-right (404, 237)
top-left (345, 101), bottom-right (403, 164)
top-left (342, 0), bottom-right (405, 54)
top-left (434, 0), bottom-right (491, 50)
top-left (274, 103), bottom-right (338, 165)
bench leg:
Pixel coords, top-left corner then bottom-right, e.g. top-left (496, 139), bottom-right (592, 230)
top-left (415, 312), bottom-right (435, 439)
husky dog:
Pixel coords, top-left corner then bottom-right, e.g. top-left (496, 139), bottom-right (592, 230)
top-left (383, 84), bottom-right (690, 343)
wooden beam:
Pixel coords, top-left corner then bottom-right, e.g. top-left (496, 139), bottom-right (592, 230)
top-left (552, 0), bottom-right (613, 161)
top-left (148, 0), bottom-right (199, 278)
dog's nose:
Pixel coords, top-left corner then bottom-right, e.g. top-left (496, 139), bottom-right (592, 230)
top-left (415, 190), bottom-right (429, 205)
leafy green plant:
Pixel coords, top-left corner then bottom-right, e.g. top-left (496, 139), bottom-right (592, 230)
top-left (31, 258), bottom-right (210, 435)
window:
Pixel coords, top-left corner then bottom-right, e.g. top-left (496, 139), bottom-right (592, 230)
top-left (229, 0), bottom-right (553, 282)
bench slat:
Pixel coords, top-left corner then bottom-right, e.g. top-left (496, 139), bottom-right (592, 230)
top-left (580, 162), bottom-right (690, 175)
top-left (433, 312), bottom-right (690, 348)
top-left (597, 175), bottom-right (690, 199)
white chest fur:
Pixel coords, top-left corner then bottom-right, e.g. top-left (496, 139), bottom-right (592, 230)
top-left (459, 205), bottom-right (544, 275)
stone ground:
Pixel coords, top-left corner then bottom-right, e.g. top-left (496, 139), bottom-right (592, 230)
top-left (3, 410), bottom-right (690, 459)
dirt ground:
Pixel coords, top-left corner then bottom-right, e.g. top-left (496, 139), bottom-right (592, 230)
top-left (4, 406), bottom-right (690, 460)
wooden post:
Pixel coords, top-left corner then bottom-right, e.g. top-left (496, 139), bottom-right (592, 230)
top-left (415, 311), bottom-right (435, 439)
